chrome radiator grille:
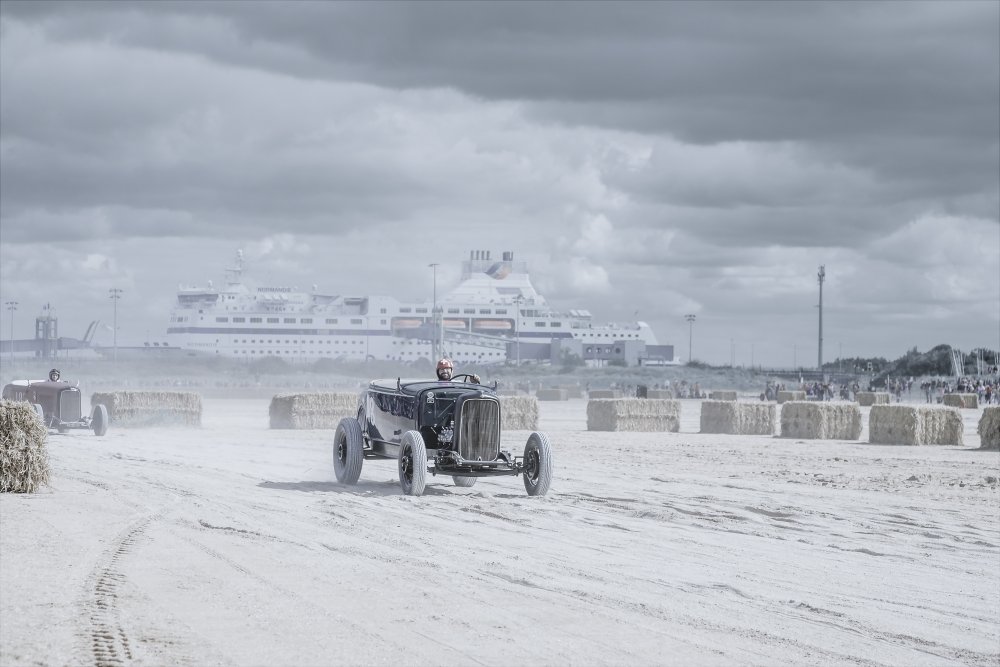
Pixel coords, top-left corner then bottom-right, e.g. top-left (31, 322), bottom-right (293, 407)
top-left (458, 399), bottom-right (500, 461)
top-left (59, 390), bottom-right (83, 422)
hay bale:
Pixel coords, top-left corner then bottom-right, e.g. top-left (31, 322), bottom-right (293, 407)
top-left (269, 392), bottom-right (358, 429)
top-left (700, 400), bottom-right (775, 435)
top-left (978, 407), bottom-right (1000, 450)
top-left (709, 390), bottom-right (738, 401)
top-left (779, 401), bottom-right (862, 440)
top-left (648, 389), bottom-right (675, 399)
top-left (776, 390), bottom-right (805, 404)
top-left (536, 388), bottom-right (567, 401)
top-left (1, 400), bottom-right (50, 493)
top-left (868, 405), bottom-right (964, 446)
top-left (588, 390), bottom-right (621, 399)
top-left (587, 398), bottom-right (680, 432)
top-left (91, 391), bottom-right (202, 427)
top-left (499, 396), bottom-right (539, 430)
top-left (942, 393), bottom-right (978, 409)
top-left (857, 392), bottom-right (890, 406)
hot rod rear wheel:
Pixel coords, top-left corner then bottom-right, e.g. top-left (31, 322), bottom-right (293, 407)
top-left (333, 417), bottom-right (364, 484)
top-left (452, 476), bottom-right (477, 488)
top-left (91, 404), bottom-right (109, 436)
top-left (522, 432), bottom-right (553, 496)
top-left (398, 430), bottom-right (427, 496)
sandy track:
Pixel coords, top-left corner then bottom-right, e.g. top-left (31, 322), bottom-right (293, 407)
top-left (2, 398), bottom-right (998, 666)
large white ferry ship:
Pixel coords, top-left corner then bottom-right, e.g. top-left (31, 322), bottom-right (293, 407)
top-left (165, 250), bottom-right (670, 365)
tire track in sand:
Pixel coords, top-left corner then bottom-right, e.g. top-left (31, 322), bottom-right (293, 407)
top-left (80, 511), bottom-right (159, 667)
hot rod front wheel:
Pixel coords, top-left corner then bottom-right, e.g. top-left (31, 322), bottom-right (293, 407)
top-left (333, 417), bottom-right (364, 484)
top-left (522, 432), bottom-right (553, 497)
top-left (91, 404), bottom-right (109, 436)
top-left (398, 430), bottom-right (427, 496)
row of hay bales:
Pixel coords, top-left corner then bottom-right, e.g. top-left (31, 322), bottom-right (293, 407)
top-left (776, 390), bottom-right (806, 404)
top-left (779, 402), bottom-right (863, 440)
top-left (533, 386), bottom-right (586, 401)
top-left (979, 407), bottom-right (1000, 450)
top-left (267, 393), bottom-right (540, 431)
top-left (583, 398), bottom-right (996, 448)
top-left (269, 392), bottom-right (357, 429)
top-left (701, 401), bottom-right (776, 435)
top-left (856, 392), bottom-right (890, 407)
top-left (586, 399), bottom-right (680, 432)
top-left (91, 391), bottom-right (202, 427)
top-left (942, 393), bottom-right (979, 409)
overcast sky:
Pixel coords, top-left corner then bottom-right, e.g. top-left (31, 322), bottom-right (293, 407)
top-left (1, 1), bottom-right (997, 368)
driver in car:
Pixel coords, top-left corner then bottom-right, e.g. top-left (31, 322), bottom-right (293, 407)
top-left (436, 358), bottom-right (479, 384)
top-left (48, 368), bottom-right (62, 382)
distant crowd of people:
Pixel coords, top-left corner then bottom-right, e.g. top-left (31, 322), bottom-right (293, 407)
top-left (921, 376), bottom-right (999, 405)
top-left (757, 374), bottom-right (1000, 405)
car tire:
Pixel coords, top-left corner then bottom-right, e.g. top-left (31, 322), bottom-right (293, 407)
top-left (452, 476), bottom-right (477, 488)
top-left (333, 417), bottom-right (364, 484)
top-left (522, 431), bottom-right (553, 497)
top-left (398, 430), bottom-right (427, 496)
top-left (92, 404), bottom-right (109, 436)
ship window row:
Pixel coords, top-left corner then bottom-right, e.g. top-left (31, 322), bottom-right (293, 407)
top-left (234, 347), bottom-right (366, 354)
top-left (230, 339), bottom-right (363, 344)
top-left (222, 349), bottom-right (504, 360)
top-left (389, 351), bottom-right (502, 359)
top-left (214, 316), bottom-right (320, 324)
top-left (578, 332), bottom-right (638, 338)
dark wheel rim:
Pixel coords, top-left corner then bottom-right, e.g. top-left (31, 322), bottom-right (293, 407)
top-left (400, 445), bottom-right (413, 487)
top-left (525, 448), bottom-right (539, 485)
top-left (336, 436), bottom-right (346, 465)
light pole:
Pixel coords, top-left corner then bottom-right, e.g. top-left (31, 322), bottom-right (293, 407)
top-left (685, 314), bottom-right (696, 363)
top-left (817, 265), bottom-right (825, 370)
top-left (514, 294), bottom-right (523, 367)
top-left (428, 264), bottom-right (439, 362)
top-left (109, 288), bottom-right (122, 363)
top-left (5, 301), bottom-right (16, 366)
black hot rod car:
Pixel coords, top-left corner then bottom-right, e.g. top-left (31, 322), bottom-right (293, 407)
top-left (2, 379), bottom-right (109, 436)
top-left (333, 377), bottom-right (552, 496)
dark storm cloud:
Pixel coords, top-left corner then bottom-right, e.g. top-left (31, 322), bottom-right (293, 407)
top-left (1, 1), bottom-right (997, 365)
top-left (3, 0), bottom-right (997, 232)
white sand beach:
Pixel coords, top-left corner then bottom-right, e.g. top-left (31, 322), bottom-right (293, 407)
top-left (2, 397), bottom-right (998, 666)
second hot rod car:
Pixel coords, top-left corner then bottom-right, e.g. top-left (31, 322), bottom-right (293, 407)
top-left (333, 377), bottom-right (552, 496)
top-left (2, 379), bottom-right (109, 436)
